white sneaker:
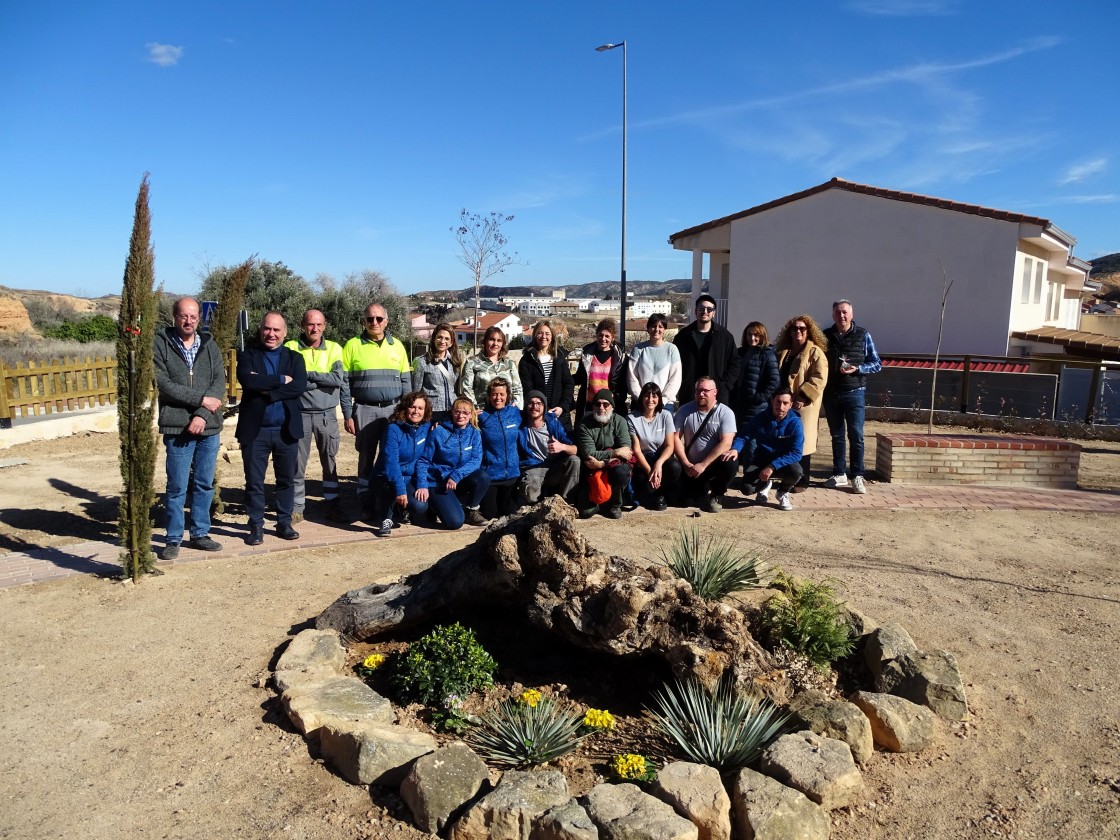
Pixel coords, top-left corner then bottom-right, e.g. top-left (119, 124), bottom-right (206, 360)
top-left (852, 475), bottom-right (867, 494)
top-left (755, 480), bottom-right (773, 504)
top-left (825, 474), bottom-right (850, 489)
top-left (777, 492), bottom-right (793, 511)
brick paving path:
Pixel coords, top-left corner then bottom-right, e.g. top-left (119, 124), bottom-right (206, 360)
top-left (3, 481), bottom-right (1118, 590)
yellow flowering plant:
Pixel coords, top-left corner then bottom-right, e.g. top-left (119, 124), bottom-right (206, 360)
top-left (609, 753), bottom-right (657, 783)
top-left (356, 652), bottom-right (387, 679)
top-left (516, 689), bottom-right (543, 708)
top-left (582, 708), bottom-right (615, 731)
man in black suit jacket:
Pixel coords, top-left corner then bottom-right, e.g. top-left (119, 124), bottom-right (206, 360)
top-left (236, 311), bottom-right (308, 545)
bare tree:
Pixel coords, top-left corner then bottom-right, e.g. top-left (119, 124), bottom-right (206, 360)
top-left (451, 209), bottom-right (523, 352)
top-left (929, 258), bottom-right (956, 434)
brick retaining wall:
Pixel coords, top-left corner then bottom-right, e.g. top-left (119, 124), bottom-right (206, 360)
top-left (875, 433), bottom-right (1081, 489)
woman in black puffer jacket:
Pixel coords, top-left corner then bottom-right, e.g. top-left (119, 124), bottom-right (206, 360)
top-left (732, 321), bottom-right (779, 422)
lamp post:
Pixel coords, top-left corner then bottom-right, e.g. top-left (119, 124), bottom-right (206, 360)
top-left (596, 40), bottom-right (627, 343)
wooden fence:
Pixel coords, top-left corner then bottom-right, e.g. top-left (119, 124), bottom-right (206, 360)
top-left (0, 350), bottom-right (242, 429)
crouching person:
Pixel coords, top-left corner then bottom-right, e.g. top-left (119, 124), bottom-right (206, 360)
top-left (414, 397), bottom-right (490, 529)
top-left (369, 391), bottom-right (432, 537)
top-left (518, 390), bottom-right (579, 505)
top-left (576, 389), bottom-right (632, 520)
top-left (726, 388), bottom-right (804, 511)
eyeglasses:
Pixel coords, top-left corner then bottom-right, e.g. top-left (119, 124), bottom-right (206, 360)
top-left (697, 306), bottom-right (716, 313)
top-left (793, 325), bottom-right (808, 333)
top-left (365, 315), bottom-right (386, 324)
top-left (695, 387), bottom-right (716, 393)
top-left (594, 401), bottom-right (612, 407)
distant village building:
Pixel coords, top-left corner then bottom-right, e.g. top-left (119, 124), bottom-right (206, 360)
top-left (452, 312), bottom-right (522, 346)
top-left (410, 313), bottom-right (433, 342)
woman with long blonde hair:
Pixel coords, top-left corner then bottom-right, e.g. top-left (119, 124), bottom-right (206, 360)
top-left (773, 314), bottom-right (829, 491)
top-left (518, 319), bottom-right (574, 431)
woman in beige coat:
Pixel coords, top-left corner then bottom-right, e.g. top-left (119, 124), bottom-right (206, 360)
top-left (774, 314), bottom-right (829, 491)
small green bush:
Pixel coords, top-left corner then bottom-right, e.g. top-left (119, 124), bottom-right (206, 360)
top-left (466, 696), bottom-right (588, 768)
top-left (646, 676), bottom-right (789, 772)
top-left (390, 623), bottom-right (497, 706)
top-left (760, 578), bottom-right (854, 669)
top-left (660, 525), bottom-right (769, 599)
top-left (42, 314), bottom-right (119, 343)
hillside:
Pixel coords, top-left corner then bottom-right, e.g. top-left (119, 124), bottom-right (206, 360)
top-left (0, 285), bottom-right (121, 342)
top-left (415, 278), bottom-right (696, 302)
top-left (1090, 253), bottom-right (1120, 301)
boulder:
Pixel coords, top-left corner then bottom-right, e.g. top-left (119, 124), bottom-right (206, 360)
top-left (400, 742), bottom-right (489, 834)
top-left (888, 649), bottom-right (969, 721)
top-left (316, 497), bottom-right (774, 685)
top-left (863, 623), bottom-right (917, 688)
top-left (730, 768), bottom-right (830, 840)
top-left (318, 721), bottom-right (436, 785)
top-left (280, 676), bottom-right (394, 736)
top-left (273, 628), bottom-right (347, 692)
top-left (651, 761), bottom-right (732, 840)
top-left (787, 690), bottom-right (873, 765)
top-left (583, 782), bottom-right (700, 840)
top-left (449, 770), bottom-right (571, 840)
top-left (759, 731), bottom-right (864, 811)
top-left (530, 800), bottom-right (599, 840)
top-left (849, 691), bottom-right (938, 753)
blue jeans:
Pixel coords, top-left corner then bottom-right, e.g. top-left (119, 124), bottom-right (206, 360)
top-left (824, 388), bottom-right (867, 478)
top-left (164, 431), bottom-right (221, 544)
top-left (370, 480), bottom-right (429, 523)
top-left (426, 469), bottom-right (490, 530)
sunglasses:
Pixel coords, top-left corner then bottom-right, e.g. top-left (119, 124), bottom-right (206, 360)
top-left (697, 305), bottom-right (716, 313)
top-left (793, 325), bottom-right (808, 332)
top-left (365, 316), bottom-right (387, 324)
top-left (594, 401), bottom-right (612, 407)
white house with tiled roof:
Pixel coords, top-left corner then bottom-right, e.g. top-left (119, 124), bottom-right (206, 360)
top-left (452, 312), bottom-right (522, 346)
top-left (668, 178), bottom-right (1091, 357)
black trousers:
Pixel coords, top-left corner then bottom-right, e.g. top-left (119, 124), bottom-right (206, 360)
top-left (680, 457), bottom-right (738, 502)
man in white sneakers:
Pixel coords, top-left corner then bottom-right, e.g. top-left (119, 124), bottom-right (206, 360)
top-left (725, 388), bottom-right (804, 511)
top-left (822, 299), bottom-right (881, 494)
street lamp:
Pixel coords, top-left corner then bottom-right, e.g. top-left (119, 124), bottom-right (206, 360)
top-left (596, 40), bottom-right (627, 343)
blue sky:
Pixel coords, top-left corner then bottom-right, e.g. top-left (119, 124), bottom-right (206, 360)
top-left (1, 0), bottom-right (1116, 299)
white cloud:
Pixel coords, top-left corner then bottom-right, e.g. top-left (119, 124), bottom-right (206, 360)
top-left (627, 37), bottom-right (1060, 134)
top-left (847, 0), bottom-right (959, 16)
top-left (1055, 194), bottom-right (1117, 205)
top-left (146, 43), bottom-right (184, 67)
top-left (1058, 158), bottom-right (1107, 185)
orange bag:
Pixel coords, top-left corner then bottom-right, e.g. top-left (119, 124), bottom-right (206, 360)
top-left (587, 469), bottom-right (612, 505)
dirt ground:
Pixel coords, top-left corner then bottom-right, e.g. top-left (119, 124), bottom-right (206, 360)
top-left (1, 422), bottom-right (1118, 839)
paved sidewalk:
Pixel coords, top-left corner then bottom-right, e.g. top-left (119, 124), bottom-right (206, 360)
top-left (3, 481), bottom-right (1118, 590)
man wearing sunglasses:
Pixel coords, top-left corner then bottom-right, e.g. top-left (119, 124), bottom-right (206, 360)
top-left (342, 303), bottom-right (411, 511)
top-left (673, 294), bottom-right (740, 408)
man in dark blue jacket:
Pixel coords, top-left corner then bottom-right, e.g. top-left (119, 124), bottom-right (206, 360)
top-left (236, 311), bottom-right (308, 545)
top-left (726, 387), bottom-right (804, 511)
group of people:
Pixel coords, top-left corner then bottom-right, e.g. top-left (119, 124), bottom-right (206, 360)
top-left (153, 293), bottom-right (880, 555)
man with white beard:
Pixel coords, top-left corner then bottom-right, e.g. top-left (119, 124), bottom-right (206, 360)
top-left (575, 389), bottom-right (633, 520)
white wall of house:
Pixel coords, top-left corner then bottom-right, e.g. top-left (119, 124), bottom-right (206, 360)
top-left (723, 189), bottom-right (1026, 356)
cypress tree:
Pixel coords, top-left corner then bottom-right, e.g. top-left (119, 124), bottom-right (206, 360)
top-left (117, 174), bottom-right (160, 581)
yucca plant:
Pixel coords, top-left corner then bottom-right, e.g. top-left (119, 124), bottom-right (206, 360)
top-left (466, 696), bottom-right (589, 768)
top-left (760, 578), bottom-right (854, 669)
top-left (646, 676), bottom-right (789, 772)
top-left (660, 525), bottom-right (769, 599)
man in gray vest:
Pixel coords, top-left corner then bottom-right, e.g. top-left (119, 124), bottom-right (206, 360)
top-left (822, 299), bottom-right (882, 494)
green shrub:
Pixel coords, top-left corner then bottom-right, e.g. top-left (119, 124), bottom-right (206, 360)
top-left (42, 314), bottom-right (119, 343)
top-left (646, 676), bottom-right (789, 772)
top-left (660, 525), bottom-right (769, 599)
top-left (759, 578), bottom-right (854, 669)
top-left (390, 623), bottom-right (497, 706)
top-left (466, 696), bottom-right (588, 768)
